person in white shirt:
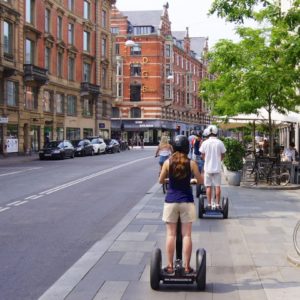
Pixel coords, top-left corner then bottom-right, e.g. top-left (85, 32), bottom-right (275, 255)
top-left (199, 125), bottom-right (226, 209)
top-left (283, 142), bottom-right (296, 162)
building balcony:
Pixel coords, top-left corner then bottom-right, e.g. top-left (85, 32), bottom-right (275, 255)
top-left (24, 64), bottom-right (48, 86)
top-left (80, 82), bottom-right (101, 95)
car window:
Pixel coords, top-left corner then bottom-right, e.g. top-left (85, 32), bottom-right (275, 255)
top-left (47, 141), bottom-right (59, 148)
top-left (57, 142), bottom-right (64, 148)
top-left (78, 141), bottom-right (85, 146)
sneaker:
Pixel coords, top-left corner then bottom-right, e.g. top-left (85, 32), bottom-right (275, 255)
top-left (206, 204), bottom-right (212, 210)
top-left (215, 204), bottom-right (220, 210)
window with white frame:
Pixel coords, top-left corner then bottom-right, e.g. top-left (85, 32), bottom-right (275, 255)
top-left (117, 82), bottom-right (123, 97)
top-left (68, 0), bottom-right (74, 11)
top-left (45, 47), bottom-right (51, 71)
top-left (26, 0), bottom-right (35, 24)
top-left (25, 86), bottom-right (38, 110)
top-left (57, 16), bottom-right (62, 40)
top-left (101, 67), bottom-right (107, 88)
top-left (68, 56), bottom-right (75, 80)
top-left (130, 45), bottom-right (141, 56)
top-left (82, 98), bottom-right (92, 116)
top-left (3, 21), bottom-right (13, 56)
top-left (25, 38), bottom-right (34, 64)
top-left (83, 63), bottom-right (90, 82)
top-left (6, 80), bottom-right (18, 106)
top-left (57, 52), bottom-right (63, 77)
top-left (83, 31), bottom-right (90, 52)
top-left (83, 0), bottom-right (90, 19)
top-left (67, 95), bottom-right (76, 115)
top-left (68, 23), bottom-right (74, 45)
top-left (130, 107), bottom-right (141, 118)
top-left (101, 10), bottom-right (107, 28)
top-left (43, 90), bottom-right (52, 112)
top-left (56, 93), bottom-right (64, 114)
top-left (165, 44), bottom-right (171, 57)
top-left (101, 36), bottom-right (107, 57)
top-left (45, 8), bottom-right (51, 33)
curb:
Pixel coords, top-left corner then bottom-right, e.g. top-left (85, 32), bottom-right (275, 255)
top-left (240, 183), bottom-right (300, 190)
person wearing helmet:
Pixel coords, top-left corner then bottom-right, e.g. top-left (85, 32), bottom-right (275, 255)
top-left (159, 135), bottom-right (203, 274)
top-left (200, 125), bottom-right (226, 209)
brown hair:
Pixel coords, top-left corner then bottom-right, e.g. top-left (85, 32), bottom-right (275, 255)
top-left (170, 152), bottom-right (189, 180)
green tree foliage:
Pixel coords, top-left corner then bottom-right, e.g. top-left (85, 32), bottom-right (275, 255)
top-left (222, 138), bottom-right (246, 171)
top-left (200, 0), bottom-right (300, 153)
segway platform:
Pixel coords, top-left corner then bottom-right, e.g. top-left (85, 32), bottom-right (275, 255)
top-left (150, 248), bottom-right (206, 290)
top-left (198, 191), bottom-right (229, 219)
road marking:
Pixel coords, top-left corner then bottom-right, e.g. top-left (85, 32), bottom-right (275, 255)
top-left (13, 200), bottom-right (28, 206)
top-left (0, 167), bottom-right (42, 177)
top-left (0, 207), bottom-right (10, 213)
top-left (0, 156), bottom-right (152, 215)
top-left (7, 201), bottom-right (22, 206)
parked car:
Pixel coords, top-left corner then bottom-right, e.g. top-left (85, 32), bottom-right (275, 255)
top-left (73, 139), bottom-right (94, 156)
top-left (39, 140), bottom-right (75, 160)
top-left (88, 137), bottom-right (107, 154)
top-left (104, 139), bottom-right (120, 153)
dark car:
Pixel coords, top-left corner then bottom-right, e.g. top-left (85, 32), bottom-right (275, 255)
top-left (73, 139), bottom-right (94, 156)
top-left (104, 139), bottom-right (120, 153)
top-left (39, 140), bottom-right (75, 160)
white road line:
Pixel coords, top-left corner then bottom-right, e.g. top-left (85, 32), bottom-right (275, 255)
top-left (0, 167), bottom-right (42, 177)
top-left (13, 201), bottom-right (28, 206)
top-left (0, 171), bottom-right (23, 177)
top-left (7, 201), bottom-right (22, 206)
top-left (28, 195), bottom-right (44, 200)
top-left (25, 195), bottom-right (39, 200)
top-left (0, 207), bottom-right (10, 213)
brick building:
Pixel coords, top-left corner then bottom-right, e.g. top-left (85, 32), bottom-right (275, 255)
top-left (0, 0), bottom-right (115, 155)
top-left (110, 3), bottom-right (210, 145)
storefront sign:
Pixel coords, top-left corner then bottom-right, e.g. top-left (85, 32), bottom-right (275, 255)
top-left (6, 138), bottom-right (18, 153)
top-left (99, 123), bottom-right (105, 128)
top-left (0, 117), bottom-right (8, 124)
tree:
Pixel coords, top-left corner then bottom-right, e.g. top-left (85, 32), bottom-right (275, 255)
top-left (200, 0), bottom-right (300, 154)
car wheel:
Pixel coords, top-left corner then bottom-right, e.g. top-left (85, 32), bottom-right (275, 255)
top-left (71, 152), bottom-right (75, 159)
top-left (91, 149), bottom-right (94, 156)
top-left (60, 153), bottom-right (65, 160)
top-left (97, 149), bottom-right (100, 155)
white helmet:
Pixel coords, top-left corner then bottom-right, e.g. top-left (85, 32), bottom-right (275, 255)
top-left (202, 128), bottom-right (210, 137)
top-left (207, 125), bottom-right (218, 135)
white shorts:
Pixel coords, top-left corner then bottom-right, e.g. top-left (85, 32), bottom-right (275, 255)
top-left (204, 173), bottom-right (221, 187)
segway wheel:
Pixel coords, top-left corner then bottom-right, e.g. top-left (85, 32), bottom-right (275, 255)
top-left (198, 195), bottom-right (204, 219)
top-left (222, 197), bottom-right (229, 219)
top-left (196, 248), bottom-right (206, 291)
top-left (196, 184), bottom-right (201, 198)
top-left (150, 248), bottom-right (162, 290)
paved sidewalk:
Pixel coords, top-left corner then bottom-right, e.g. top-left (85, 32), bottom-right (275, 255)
top-left (39, 180), bottom-right (300, 300)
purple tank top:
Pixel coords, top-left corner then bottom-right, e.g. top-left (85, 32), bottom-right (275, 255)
top-left (165, 159), bottom-right (193, 203)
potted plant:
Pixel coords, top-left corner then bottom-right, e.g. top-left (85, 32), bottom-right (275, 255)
top-left (222, 138), bottom-right (246, 186)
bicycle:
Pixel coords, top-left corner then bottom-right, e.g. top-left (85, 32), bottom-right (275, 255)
top-left (249, 156), bottom-right (290, 186)
top-left (293, 220), bottom-right (300, 256)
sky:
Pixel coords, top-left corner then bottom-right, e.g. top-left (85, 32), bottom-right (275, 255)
top-left (115, 0), bottom-right (244, 48)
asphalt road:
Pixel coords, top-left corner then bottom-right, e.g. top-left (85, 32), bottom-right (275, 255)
top-left (0, 148), bottom-right (158, 300)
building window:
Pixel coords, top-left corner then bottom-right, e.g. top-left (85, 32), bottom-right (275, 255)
top-left (117, 61), bottom-right (122, 76)
top-left (165, 44), bottom-right (171, 57)
top-left (115, 43), bottom-right (120, 55)
top-left (56, 93), bottom-right (64, 114)
top-left (133, 26), bottom-right (154, 35)
top-left (130, 84), bottom-right (141, 101)
top-left (68, 57), bottom-right (75, 80)
top-left (101, 37), bottom-right (107, 57)
top-left (83, 63), bottom-right (90, 82)
top-left (130, 107), bottom-right (141, 118)
top-left (68, 0), bottom-right (74, 11)
top-left (101, 10), bottom-right (107, 28)
top-left (66, 127), bottom-right (80, 140)
top-left (111, 27), bottom-right (119, 34)
top-left (43, 90), bottom-right (52, 112)
top-left (83, 31), bottom-right (90, 52)
top-left (82, 98), bottom-right (92, 117)
top-left (67, 95), bottom-right (76, 116)
top-left (165, 84), bottom-right (171, 99)
top-left (45, 47), bottom-right (51, 71)
top-left (25, 86), bottom-right (38, 110)
top-left (45, 8), bottom-right (51, 33)
top-left (57, 16), bottom-right (62, 40)
top-left (6, 81), bottom-right (18, 106)
top-left (130, 45), bottom-right (141, 56)
top-left (112, 107), bottom-right (120, 118)
top-left (3, 21), bottom-right (13, 57)
top-left (101, 67), bottom-right (107, 88)
top-left (26, 0), bottom-right (35, 24)
top-left (102, 100), bottom-right (107, 117)
top-left (25, 39), bottom-right (34, 64)
top-left (57, 52), bottom-right (63, 77)
top-left (83, 0), bottom-right (90, 19)
top-left (68, 23), bottom-right (74, 45)
top-left (165, 64), bottom-right (171, 77)
top-left (117, 83), bottom-right (123, 97)
top-left (130, 64), bottom-right (141, 76)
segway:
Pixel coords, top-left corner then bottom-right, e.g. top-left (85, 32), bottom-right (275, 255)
top-left (150, 218), bottom-right (206, 290)
top-left (198, 185), bottom-right (229, 219)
